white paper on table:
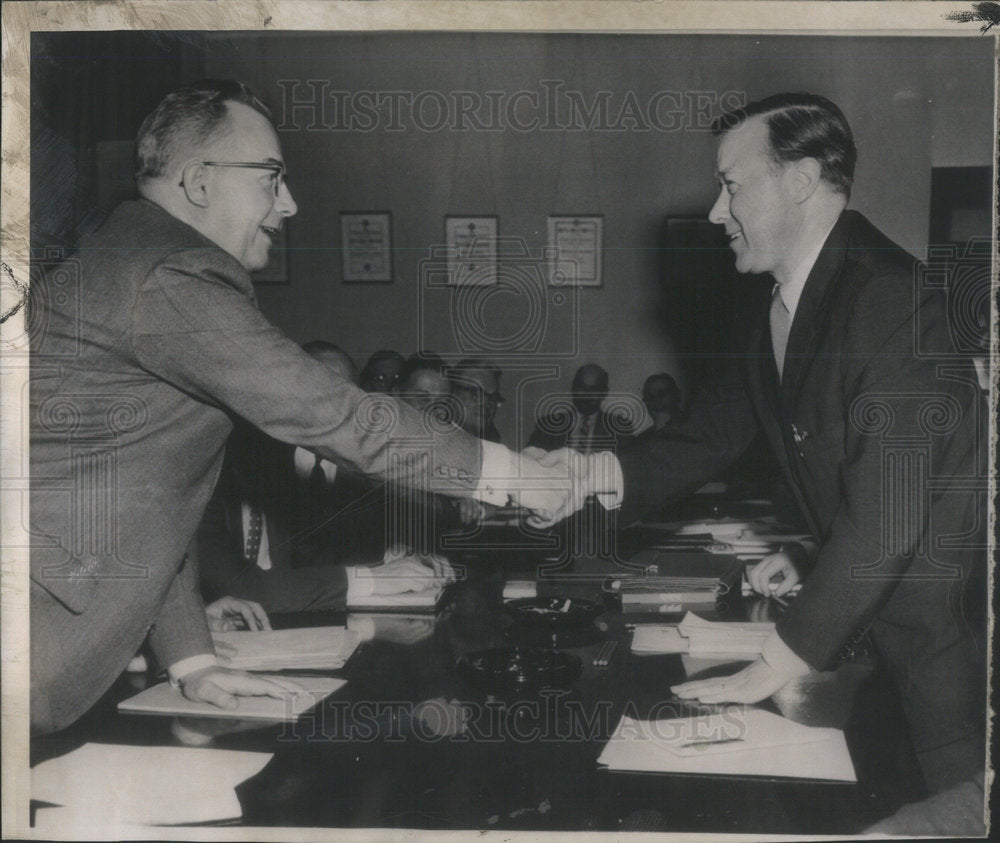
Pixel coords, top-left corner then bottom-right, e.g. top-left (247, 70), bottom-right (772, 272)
top-left (347, 583), bottom-right (444, 609)
top-left (503, 580), bottom-right (538, 600)
top-left (213, 626), bottom-right (359, 671)
top-left (630, 613), bottom-right (775, 656)
top-left (678, 612), bottom-right (774, 656)
top-left (32, 743), bottom-right (272, 826)
top-left (630, 625), bottom-right (688, 654)
top-left (118, 675), bottom-right (346, 721)
top-left (598, 709), bottom-right (856, 782)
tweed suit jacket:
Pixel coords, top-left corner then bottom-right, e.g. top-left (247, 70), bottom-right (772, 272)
top-left (29, 199), bottom-right (481, 732)
top-left (617, 210), bottom-right (984, 671)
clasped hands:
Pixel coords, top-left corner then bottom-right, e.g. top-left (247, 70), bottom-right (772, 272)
top-left (512, 446), bottom-right (615, 528)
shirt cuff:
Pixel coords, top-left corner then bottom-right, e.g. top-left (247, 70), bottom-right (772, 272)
top-left (761, 631), bottom-right (812, 680)
top-left (168, 653), bottom-right (218, 687)
top-left (473, 440), bottom-right (517, 507)
top-left (346, 614), bottom-right (376, 642)
top-left (346, 565), bottom-right (377, 601)
top-left (591, 452), bottom-right (624, 510)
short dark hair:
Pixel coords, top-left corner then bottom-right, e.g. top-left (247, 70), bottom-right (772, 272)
top-left (135, 79), bottom-right (273, 183)
top-left (713, 93), bottom-right (856, 198)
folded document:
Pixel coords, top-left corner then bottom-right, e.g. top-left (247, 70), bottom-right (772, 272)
top-left (214, 626), bottom-right (359, 671)
top-left (119, 675), bottom-right (346, 721)
top-left (631, 612), bottom-right (774, 657)
top-left (598, 708), bottom-right (856, 781)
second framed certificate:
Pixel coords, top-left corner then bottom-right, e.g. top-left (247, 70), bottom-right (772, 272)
top-left (341, 212), bottom-right (393, 283)
top-left (547, 216), bottom-right (603, 287)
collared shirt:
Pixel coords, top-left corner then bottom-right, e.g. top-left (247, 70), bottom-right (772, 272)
top-left (774, 220), bottom-right (838, 321)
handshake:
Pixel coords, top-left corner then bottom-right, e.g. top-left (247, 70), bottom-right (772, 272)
top-left (500, 446), bottom-right (622, 528)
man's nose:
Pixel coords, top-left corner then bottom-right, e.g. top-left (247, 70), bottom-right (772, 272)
top-left (708, 186), bottom-right (729, 225)
top-left (275, 181), bottom-right (298, 217)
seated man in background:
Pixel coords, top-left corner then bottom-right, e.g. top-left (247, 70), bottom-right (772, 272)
top-left (640, 372), bottom-right (682, 432)
top-left (394, 352), bottom-right (452, 415)
top-left (359, 349), bottom-right (404, 393)
top-left (197, 421), bottom-right (453, 615)
top-left (529, 363), bottom-right (635, 453)
top-left (448, 358), bottom-right (504, 443)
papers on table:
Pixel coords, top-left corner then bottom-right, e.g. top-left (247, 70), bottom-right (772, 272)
top-left (213, 626), bottom-right (359, 671)
top-left (118, 675), bottom-right (346, 721)
top-left (348, 583), bottom-right (445, 612)
top-left (598, 708), bottom-right (856, 782)
top-left (630, 612), bottom-right (774, 657)
top-left (32, 743), bottom-right (272, 827)
top-left (503, 580), bottom-right (538, 601)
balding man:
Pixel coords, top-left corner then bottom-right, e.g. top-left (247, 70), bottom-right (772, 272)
top-left (29, 79), bottom-right (584, 732)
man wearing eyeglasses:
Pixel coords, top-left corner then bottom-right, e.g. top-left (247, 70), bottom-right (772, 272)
top-left (29, 80), bottom-right (598, 733)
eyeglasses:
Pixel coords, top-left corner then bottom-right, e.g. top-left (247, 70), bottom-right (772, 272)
top-left (201, 161), bottom-right (287, 196)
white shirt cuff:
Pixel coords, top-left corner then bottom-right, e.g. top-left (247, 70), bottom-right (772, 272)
top-left (346, 614), bottom-right (376, 641)
top-left (761, 631), bottom-right (812, 679)
top-left (346, 565), bottom-right (377, 601)
top-left (473, 440), bottom-right (517, 507)
top-left (591, 452), bottom-right (624, 510)
top-left (168, 653), bottom-right (218, 687)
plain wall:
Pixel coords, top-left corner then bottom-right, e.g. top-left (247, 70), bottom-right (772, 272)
top-left (197, 33), bottom-right (994, 446)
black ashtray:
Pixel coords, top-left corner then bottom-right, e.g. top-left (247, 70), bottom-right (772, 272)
top-left (455, 646), bottom-right (582, 691)
top-left (504, 596), bottom-right (604, 629)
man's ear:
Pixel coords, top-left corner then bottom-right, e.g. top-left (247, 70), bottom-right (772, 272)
top-left (789, 157), bottom-right (822, 204)
top-left (178, 161), bottom-right (210, 208)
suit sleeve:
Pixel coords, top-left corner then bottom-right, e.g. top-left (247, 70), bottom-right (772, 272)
top-left (775, 271), bottom-right (979, 669)
top-left (615, 364), bottom-right (760, 522)
top-left (147, 542), bottom-right (213, 669)
top-left (129, 248), bottom-right (482, 497)
top-left (196, 480), bottom-right (350, 614)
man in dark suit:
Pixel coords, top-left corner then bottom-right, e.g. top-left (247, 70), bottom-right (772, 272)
top-left (197, 422), bottom-right (452, 615)
top-left (529, 363), bottom-right (635, 453)
top-left (559, 93), bottom-right (986, 794)
top-left (29, 79), bottom-right (581, 733)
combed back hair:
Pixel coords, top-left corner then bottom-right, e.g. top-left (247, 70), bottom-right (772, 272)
top-left (135, 79), bottom-right (273, 184)
top-left (713, 93), bottom-right (856, 198)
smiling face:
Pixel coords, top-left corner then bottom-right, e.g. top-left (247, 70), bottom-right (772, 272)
top-left (708, 116), bottom-right (801, 283)
top-left (198, 101), bottom-right (297, 271)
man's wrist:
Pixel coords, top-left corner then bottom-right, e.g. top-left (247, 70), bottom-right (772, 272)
top-left (590, 451), bottom-right (624, 510)
top-left (761, 631), bottom-right (812, 680)
top-left (346, 565), bottom-right (376, 601)
top-left (474, 440), bottom-right (519, 507)
top-left (168, 653), bottom-right (218, 687)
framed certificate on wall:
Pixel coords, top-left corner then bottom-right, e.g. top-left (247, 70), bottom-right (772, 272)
top-left (547, 216), bottom-right (602, 287)
top-left (341, 212), bottom-right (393, 283)
top-left (445, 216), bottom-right (498, 285)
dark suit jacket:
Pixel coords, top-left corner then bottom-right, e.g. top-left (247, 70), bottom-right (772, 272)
top-left (617, 210), bottom-right (984, 671)
top-left (196, 429), bottom-right (353, 614)
top-left (29, 199), bottom-right (482, 732)
top-left (528, 408), bottom-right (634, 453)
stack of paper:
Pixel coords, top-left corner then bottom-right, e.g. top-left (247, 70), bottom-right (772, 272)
top-left (118, 675), bottom-right (346, 721)
top-left (597, 708), bottom-right (856, 781)
top-left (348, 583), bottom-right (445, 612)
top-left (213, 626), bottom-right (359, 671)
top-left (503, 580), bottom-right (538, 600)
top-left (630, 612), bottom-right (774, 657)
top-left (32, 743), bottom-right (273, 828)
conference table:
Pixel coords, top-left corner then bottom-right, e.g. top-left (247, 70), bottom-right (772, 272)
top-left (31, 512), bottom-right (923, 835)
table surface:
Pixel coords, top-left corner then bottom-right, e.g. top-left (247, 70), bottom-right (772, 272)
top-left (31, 520), bottom-right (925, 834)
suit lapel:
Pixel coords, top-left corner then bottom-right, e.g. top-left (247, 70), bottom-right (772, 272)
top-left (779, 211), bottom-right (853, 414)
